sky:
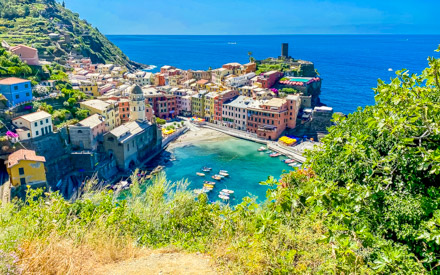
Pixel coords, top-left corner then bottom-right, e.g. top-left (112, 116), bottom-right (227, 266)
top-left (64, 0), bottom-right (440, 35)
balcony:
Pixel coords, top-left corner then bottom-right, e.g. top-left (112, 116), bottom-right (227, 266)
top-left (258, 125), bottom-right (277, 132)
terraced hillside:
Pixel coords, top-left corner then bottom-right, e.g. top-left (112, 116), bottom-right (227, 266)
top-left (0, 0), bottom-right (141, 69)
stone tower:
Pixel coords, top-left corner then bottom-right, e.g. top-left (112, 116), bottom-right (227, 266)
top-left (281, 43), bottom-right (289, 58)
top-left (129, 85), bottom-right (146, 122)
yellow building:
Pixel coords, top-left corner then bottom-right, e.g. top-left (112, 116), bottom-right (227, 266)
top-left (79, 81), bottom-right (98, 96)
top-left (191, 91), bottom-right (207, 118)
top-left (6, 149), bottom-right (46, 187)
top-left (79, 99), bottom-right (121, 131)
top-left (204, 92), bottom-right (217, 122)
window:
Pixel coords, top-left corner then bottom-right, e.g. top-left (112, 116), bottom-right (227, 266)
top-left (26, 92), bottom-right (30, 97)
top-left (49, 125), bottom-right (51, 132)
top-left (40, 121), bottom-right (43, 125)
top-left (19, 167), bottom-right (24, 175)
top-left (36, 131), bottom-right (39, 136)
top-left (27, 133), bottom-right (30, 138)
top-left (46, 119), bottom-right (49, 123)
top-left (14, 86), bottom-right (18, 90)
top-left (25, 84), bottom-right (29, 88)
top-left (34, 122), bottom-right (37, 127)
top-left (15, 94), bottom-right (19, 99)
top-left (20, 178), bottom-right (26, 185)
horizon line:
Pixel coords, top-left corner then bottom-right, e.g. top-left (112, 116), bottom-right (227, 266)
top-left (105, 33), bottom-right (440, 36)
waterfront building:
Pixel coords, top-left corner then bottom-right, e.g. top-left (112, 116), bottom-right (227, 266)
top-left (6, 149), bottom-right (46, 187)
top-left (204, 92), bottom-right (217, 122)
top-left (79, 99), bottom-right (121, 131)
top-left (102, 120), bottom-right (161, 171)
top-left (69, 114), bottom-right (106, 150)
top-left (0, 77), bottom-right (33, 106)
top-left (222, 96), bottom-right (253, 130)
top-left (191, 91), bottom-right (207, 118)
top-left (12, 111), bottom-right (53, 141)
top-left (213, 89), bottom-right (239, 124)
top-left (180, 95), bottom-right (192, 116)
top-left (10, 44), bottom-right (40, 65)
top-left (246, 95), bottom-right (301, 140)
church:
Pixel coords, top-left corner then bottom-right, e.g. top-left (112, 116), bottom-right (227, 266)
top-left (103, 85), bottom-right (162, 171)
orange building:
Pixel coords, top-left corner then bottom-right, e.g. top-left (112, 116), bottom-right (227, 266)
top-left (118, 98), bottom-right (130, 122)
top-left (246, 95), bottom-right (300, 140)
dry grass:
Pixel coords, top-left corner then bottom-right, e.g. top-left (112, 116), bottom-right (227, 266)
top-left (18, 232), bottom-right (144, 274)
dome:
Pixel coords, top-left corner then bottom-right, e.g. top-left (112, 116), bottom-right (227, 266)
top-left (130, 85), bottom-right (143, 95)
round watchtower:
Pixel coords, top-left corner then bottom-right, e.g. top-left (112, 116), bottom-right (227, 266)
top-left (129, 85), bottom-right (146, 121)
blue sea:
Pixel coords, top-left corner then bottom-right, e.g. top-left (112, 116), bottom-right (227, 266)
top-left (108, 35), bottom-right (440, 114)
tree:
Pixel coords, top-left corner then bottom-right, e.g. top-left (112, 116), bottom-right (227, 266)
top-left (75, 108), bottom-right (89, 120)
top-left (248, 51), bottom-right (253, 63)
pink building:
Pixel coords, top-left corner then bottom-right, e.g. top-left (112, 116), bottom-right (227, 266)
top-left (10, 45), bottom-right (39, 66)
top-left (254, 70), bottom-right (283, 89)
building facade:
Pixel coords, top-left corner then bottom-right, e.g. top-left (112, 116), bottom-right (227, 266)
top-left (12, 111), bottom-right (53, 141)
top-left (69, 114), bottom-right (106, 150)
top-left (6, 149), bottom-right (46, 187)
top-left (0, 77), bottom-right (33, 106)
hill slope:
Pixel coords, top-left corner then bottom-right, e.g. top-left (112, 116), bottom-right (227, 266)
top-left (0, 0), bottom-right (141, 69)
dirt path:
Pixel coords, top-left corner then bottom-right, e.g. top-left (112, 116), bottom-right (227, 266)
top-left (95, 251), bottom-right (219, 275)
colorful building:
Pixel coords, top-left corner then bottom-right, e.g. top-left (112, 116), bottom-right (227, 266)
top-left (0, 77), bottom-right (33, 106)
top-left (69, 114), bottom-right (106, 150)
top-left (204, 92), bottom-right (217, 122)
top-left (79, 99), bottom-right (121, 131)
top-left (118, 98), bottom-right (130, 123)
top-left (143, 88), bottom-right (178, 120)
top-left (10, 45), bottom-right (39, 65)
top-left (6, 149), bottom-right (46, 187)
top-left (12, 111), bottom-right (53, 141)
top-left (213, 90), bottom-right (239, 124)
top-left (246, 96), bottom-right (301, 140)
top-left (253, 70), bottom-right (283, 89)
top-left (222, 96), bottom-right (254, 131)
top-left (191, 91), bottom-right (207, 118)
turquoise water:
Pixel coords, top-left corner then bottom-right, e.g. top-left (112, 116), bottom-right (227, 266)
top-left (162, 137), bottom-right (295, 204)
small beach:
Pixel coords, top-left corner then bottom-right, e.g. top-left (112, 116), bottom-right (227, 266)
top-left (167, 127), bottom-right (230, 150)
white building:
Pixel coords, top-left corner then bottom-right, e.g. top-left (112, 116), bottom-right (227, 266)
top-left (12, 111), bottom-right (53, 140)
top-left (225, 72), bottom-right (256, 88)
top-left (222, 96), bottom-right (253, 131)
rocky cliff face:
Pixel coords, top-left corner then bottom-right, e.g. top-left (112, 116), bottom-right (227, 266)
top-left (0, 0), bottom-right (142, 70)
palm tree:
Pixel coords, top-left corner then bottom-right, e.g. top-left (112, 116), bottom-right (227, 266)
top-left (248, 52), bottom-right (253, 62)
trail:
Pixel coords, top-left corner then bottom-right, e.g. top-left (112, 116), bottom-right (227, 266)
top-left (95, 251), bottom-right (218, 275)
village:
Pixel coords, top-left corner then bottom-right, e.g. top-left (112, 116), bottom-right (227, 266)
top-left (0, 42), bottom-right (334, 201)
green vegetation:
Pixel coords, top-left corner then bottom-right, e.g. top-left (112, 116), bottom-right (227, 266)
top-left (255, 63), bottom-right (291, 75)
top-left (156, 117), bottom-right (166, 125)
top-left (0, 0), bottom-right (138, 68)
top-left (280, 87), bottom-right (300, 94)
top-left (0, 46), bottom-right (32, 78)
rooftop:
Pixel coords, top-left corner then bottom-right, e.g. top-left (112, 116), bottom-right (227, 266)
top-left (0, 77), bottom-right (30, 85)
top-left (224, 96), bottom-right (253, 108)
top-left (77, 114), bottom-right (105, 128)
top-left (109, 120), bottom-right (151, 143)
top-left (14, 111), bottom-right (51, 122)
top-left (7, 149), bottom-right (46, 168)
top-left (80, 99), bottom-right (110, 111)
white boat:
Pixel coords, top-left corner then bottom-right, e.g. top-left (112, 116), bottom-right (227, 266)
top-left (218, 194), bottom-right (230, 200)
top-left (258, 146), bottom-right (266, 152)
top-left (388, 68), bottom-right (393, 72)
top-left (196, 172), bottom-right (205, 177)
top-left (219, 170), bottom-right (228, 174)
top-left (202, 167), bottom-right (212, 172)
top-left (219, 171), bottom-right (229, 177)
top-left (221, 189), bottom-right (235, 194)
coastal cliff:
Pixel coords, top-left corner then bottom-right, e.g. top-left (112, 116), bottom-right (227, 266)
top-left (0, 0), bottom-right (142, 69)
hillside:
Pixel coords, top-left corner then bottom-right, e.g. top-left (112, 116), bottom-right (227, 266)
top-left (0, 0), bottom-right (142, 69)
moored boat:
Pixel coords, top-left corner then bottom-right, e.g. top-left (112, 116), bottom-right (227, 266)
top-left (204, 181), bottom-right (216, 185)
top-left (196, 172), bottom-right (205, 177)
top-left (270, 152), bottom-right (281, 157)
top-left (219, 171), bottom-right (229, 177)
top-left (212, 175), bottom-right (222, 181)
top-left (202, 167), bottom-right (212, 172)
top-left (284, 159), bottom-right (295, 164)
top-left (221, 189), bottom-right (235, 194)
top-left (257, 146), bottom-right (266, 152)
top-left (218, 194), bottom-right (230, 200)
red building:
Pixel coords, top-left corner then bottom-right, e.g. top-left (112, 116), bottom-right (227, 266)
top-left (144, 89), bottom-right (178, 120)
top-left (255, 70), bottom-right (283, 88)
top-left (213, 90), bottom-right (239, 124)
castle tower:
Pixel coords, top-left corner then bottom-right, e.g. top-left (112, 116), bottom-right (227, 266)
top-left (129, 85), bottom-right (146, 122)
top-left (281, 43), bottom-right (289, 58)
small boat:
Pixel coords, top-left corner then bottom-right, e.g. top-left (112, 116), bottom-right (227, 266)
top-left (202, 167), bottom-right (212, 172)
top-left (388, 68), bottom-right (393, 72)
top-left (270, 153), bottom-right (281, 157)
top-left (194, 189), bottom-right (209, 195)
top-left (219, 170), bottom-right (228, 174)
top-left (219, 171), bottom-right (229, 177)
top-left (257, 146), bottom-right (266, 152)
top-left (221, 189), bottom-right (235, 194)
top-left (204, 181), bottom-right (216, 185)
top-left (196, 172), bottom-right (205, 177)
top-left (212, 175), bottom-right (222, 181)
top-left (220, 191), bottom-right (233, 196)
top-left (218, 195), bottom-right (230, 200)
top-left (284, 159), bottom-right (295, 164)
top-left (266, 151), bottom-right (273, 154)
top-left (204, 185), bottom-right (214, 190)
top-left (288, 163), bottom-right (297, 167)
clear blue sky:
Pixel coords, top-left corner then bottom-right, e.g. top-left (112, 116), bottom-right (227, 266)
top-left (64, 0), bottom-right (440, 35)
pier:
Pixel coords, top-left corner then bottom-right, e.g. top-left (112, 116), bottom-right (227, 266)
top-left (197, 122), bottom-right (307, 163)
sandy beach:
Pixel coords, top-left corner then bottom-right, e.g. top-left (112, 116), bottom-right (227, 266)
top-left (167, 127), bottom-right (230, 150)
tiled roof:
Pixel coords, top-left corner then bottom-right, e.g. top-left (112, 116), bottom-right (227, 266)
top-left (0, 77), bottom-right (30, 85)
top-left (7, 149), bottom-right (46, 168)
